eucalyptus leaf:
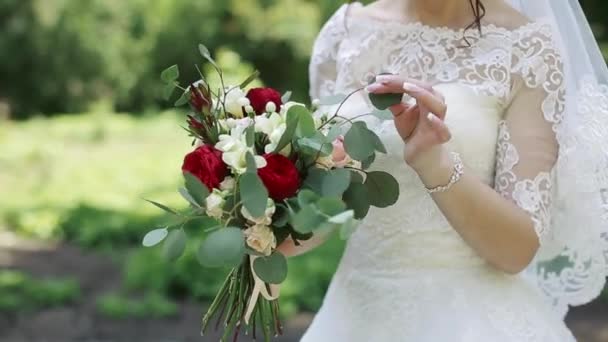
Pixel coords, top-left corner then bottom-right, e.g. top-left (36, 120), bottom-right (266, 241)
top-left (365, 171), bottom-right (400, 208)
top-left (198, 44), bottom-right (219, 69)
top-left (350, 171), bottom-right (364, 184)
top-left (174, 90), bottom-right (189, 107)
top-left (144, 199), bottom-right (180, 216)
top-left (253, 252), bottom-right (288, 284)
top-left (319, 94), bottom-right (347, 106)
top-left (343, 182), bottom-right (370, 219)
top-left (184, 172), bottom-right (209, 206)
top-left (322, 168), bottom-right (351, 197)
top-left (245, 125), bottom-right (255, 148)
top-left (326, 124), bottom-right (345, 142)
top-left (369, 130), bottom-right (387, 154)
top-left (281, 91), bottom-right (292, 103)
top-left (317, 197), bottom-right (347, 216)
top-left (303, 168), bottom-right (328, 194)
top-left (368, 73), bottom-right (402, 110)
top-left (163, 229), bottom-right (187, 261)
top-left (371, 109), bottom-right (394, 120)
top-left (298, 134), bottom-right (332, 157)
top-left (273, 205), bottom-right (290, 228)
top-left (297, 189), bottom-right (320, 207)
top-left (274, 105), bottom-right (301, 153)
top-left (160, 65), bottom-right (179, 83)
top-left (183, 216), bottom-right (221, 238)
top-left (291, 205), bottom-right (326, 234)
top-left (179, 187), bottom-right (201, 208)
top-left (344, 122), bottom-right (376, 161)
top-left (240, 173), bottom-right (269, 218)
top-left (239, 70), bottom-right (260, 89)
top-left (296, 110), bottom-right (316, 138)
top-left (361, 153), bottom-right (376, 170)
top-left (142, 227), bottom-right (169, 247)
top-left (162, 83), bottom-right (175, 100)
top-left (245, 152), bottom-right (258, 173)
top-left (197, 227), bottom-right (245, 268)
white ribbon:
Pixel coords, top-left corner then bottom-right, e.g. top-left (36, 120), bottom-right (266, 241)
top-left (244, 256), bottom-right (281, 324)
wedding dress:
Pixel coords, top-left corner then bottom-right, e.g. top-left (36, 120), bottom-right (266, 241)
top-left (301, 1), bottom-right (608, 341)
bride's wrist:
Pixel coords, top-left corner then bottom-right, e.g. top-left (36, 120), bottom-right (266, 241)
top-left (406, 146), bottom-right (454, 188)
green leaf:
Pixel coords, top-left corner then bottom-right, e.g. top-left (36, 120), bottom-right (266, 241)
top-left (174, 91), bottom-right (189, 107)
top-left (144, 199), bottom-right (179, 216)
top-left (198, 44), bottom-right (218, 69)
top-left (142, 227), bottom-right (169, 247)
top-left (273, 205), bottom-right (290, 228)
top-left (369, 130), bottom-right (387, 154)
top-left (197, 228), bottom-right (245, 268)
top-left (162, 83), bottom-right (176, 100)
top-left (344, 122), bottom-right (376, 161)
top-left (296, 110), bottom-right (316, 138)
top-left (343, 182), bottom-right (370, 219)
top-left (178, 187), bottom-right (201, 208)
top-left (328, 210), bottom-right (354, 224)
top-left (273, 105), bottom-right (302, 153)
top-left (303, 168), bottom-right (328, 194)
top-left (297, 189), bottom-right (320, 207)
top-left (281, 91), bottom-right (292, 103)
top-left (240, 173), bottom-right (269, 218)
top-left (322, 168), bottom-right (351, 197)
top-left (253, 252), bottom-right (288, 284)
top-left (371, 109), bottom-right (394, 120)
top-left (350, 171), bottom-right (364, 184)
top-left (161, 65), bottom-right (179, 83)
top-left (183, 172), bottom-right (209, 206)
top-left (319, 94), bottom-right (347, 106)
top-left (245, 152), bottom-right (258, 173)
top-left (368, 74), bottom-right (402, 110)
top-left (361, 153), bottom-right (376, 170)
top-left (339, 219), bottom-right (359, 240)
top-left (239, 70), bottom-right (260, 89)
top-left (163, 229), bottom-right (187, 261)
top-left (184, 217), bottom-right (221, 238)
top-left (317, 197), bottom-right (347, 216)
top-left (245, 125), bottom-right (255, 148)
top-left (365, 171), bottom-right (400, 208)
top-left (326, 125), bottom-right (345, 142)
top-left (291, 205), bottom-right (326, 234)
top-left (298, 134), bottom-right (332, 157)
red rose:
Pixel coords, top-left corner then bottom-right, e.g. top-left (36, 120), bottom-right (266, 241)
top-left (257, 154), bottom-right (301, 201)
top-left (246, 87), bottom-right (283, 115)
top-left (182, 145), bottom-right (228, 190)
top-left (189, 82), bottom-right (212, 113)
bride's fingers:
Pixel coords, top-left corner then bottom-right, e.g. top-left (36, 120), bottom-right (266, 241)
top-left (393, 106), bottom-right (419, 139)
top-left (403, 83), bottom-right (447, 119)
top-left (366, 75), bottom-right (433, 94)
top-left (426, 113), bottom-right (452, 142)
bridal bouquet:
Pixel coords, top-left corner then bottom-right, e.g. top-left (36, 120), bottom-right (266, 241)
top-left (141, 44), bottom-right (399, 341)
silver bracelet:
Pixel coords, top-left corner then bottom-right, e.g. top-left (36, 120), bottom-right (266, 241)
top-left (426, 152), bottom-right (464, 194)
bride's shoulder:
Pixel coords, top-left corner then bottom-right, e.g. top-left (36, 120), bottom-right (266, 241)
top-left (485, 1), bottom-right (533, 30)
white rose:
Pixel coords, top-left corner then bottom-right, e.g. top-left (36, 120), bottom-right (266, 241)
top-left (219, 177), bottom-right (236, 191)
top-left (215, 123), bottom-right (267, 174)
top-left (244, 224), bottom-right (277, 256)
top-left (205, 190), bottom-right (225, 219)
top-left (241, 198), bottom-right (276, 226)
top-left (224, 87), bottom-right (248, 118)
top-left (255, 113), bottom-right (288, 154)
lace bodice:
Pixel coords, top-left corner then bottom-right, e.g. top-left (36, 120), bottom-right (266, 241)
top-left (306, 3), bottom-right (604, 319)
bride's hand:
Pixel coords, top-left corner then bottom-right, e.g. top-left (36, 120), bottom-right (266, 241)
top-left (366, 75), bottom-right (452, 172)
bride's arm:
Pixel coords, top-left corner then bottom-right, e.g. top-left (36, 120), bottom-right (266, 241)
top-left (368, 71), bottom-right (560, 275)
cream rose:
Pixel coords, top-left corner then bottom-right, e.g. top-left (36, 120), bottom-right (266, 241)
top-left (244, 224), bottom-right (277, 256)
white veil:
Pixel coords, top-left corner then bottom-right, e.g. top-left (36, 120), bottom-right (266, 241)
top-left (507, 0), bottom-right (608, 318)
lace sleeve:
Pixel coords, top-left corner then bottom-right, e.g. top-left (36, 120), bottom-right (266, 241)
top-left (494, 25), bottom-right (565, 243)
top-left (309, 5), bottom-right (348, 100)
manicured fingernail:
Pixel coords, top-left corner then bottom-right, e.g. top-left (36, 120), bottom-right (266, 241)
top-left (375, 75), bottom-right (391, 83)
top-left (427, 113), bottom-right (435, 122)
top-left (365, 84), bottom-right (381, 93)
top-left (403, 82), bottom-right (421, 92)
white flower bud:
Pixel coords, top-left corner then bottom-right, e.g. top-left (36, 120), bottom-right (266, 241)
top-left (265, 101), bottom-right (277, 113)
top-left (205, 191), bottom-right (225, 219)
top-left (312, 98), bottom-right (321, 107)
top-left (219, 177), bottom-right (235, 191)
top-left (237, 97), bottom-right (250, 107)
top-left (245, 105), bottom-right (254, 114)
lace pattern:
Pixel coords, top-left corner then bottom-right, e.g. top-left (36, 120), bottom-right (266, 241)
top-left (308, 2), bottom-right (608, 323)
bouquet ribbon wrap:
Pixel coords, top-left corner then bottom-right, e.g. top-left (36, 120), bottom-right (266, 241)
top-left (244, 256), bottom-right (281, 324)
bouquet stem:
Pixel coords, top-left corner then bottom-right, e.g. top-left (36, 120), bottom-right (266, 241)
top-left (201, 256), bottom-right (282, 341)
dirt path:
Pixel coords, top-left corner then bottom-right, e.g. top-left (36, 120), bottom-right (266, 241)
top-left (1, 232), bottom-right (606, 342)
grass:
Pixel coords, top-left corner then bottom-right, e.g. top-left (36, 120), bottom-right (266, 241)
top-left (0, 270), bottom-right (80, 312)
top-left (0, 112), bottom-right (345, 317)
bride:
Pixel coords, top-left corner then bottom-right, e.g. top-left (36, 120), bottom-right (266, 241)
top-left (277, 0), bottom-right (608, 341)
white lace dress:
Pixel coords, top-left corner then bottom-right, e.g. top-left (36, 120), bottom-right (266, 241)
top-left (301, 4), bottom-right (579, 341)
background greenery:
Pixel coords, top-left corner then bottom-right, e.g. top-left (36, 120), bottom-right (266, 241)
top-left (1, 0), bottom-right (607, 324)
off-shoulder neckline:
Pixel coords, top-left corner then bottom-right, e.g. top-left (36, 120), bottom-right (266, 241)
top-left (337, 3), bottom-right (549, 36)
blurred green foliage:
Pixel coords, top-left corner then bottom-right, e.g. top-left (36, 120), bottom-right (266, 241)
top-left (96, 292), bottom-right (178, 319)
top-left (0, 271), bottom-right (80, 312)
